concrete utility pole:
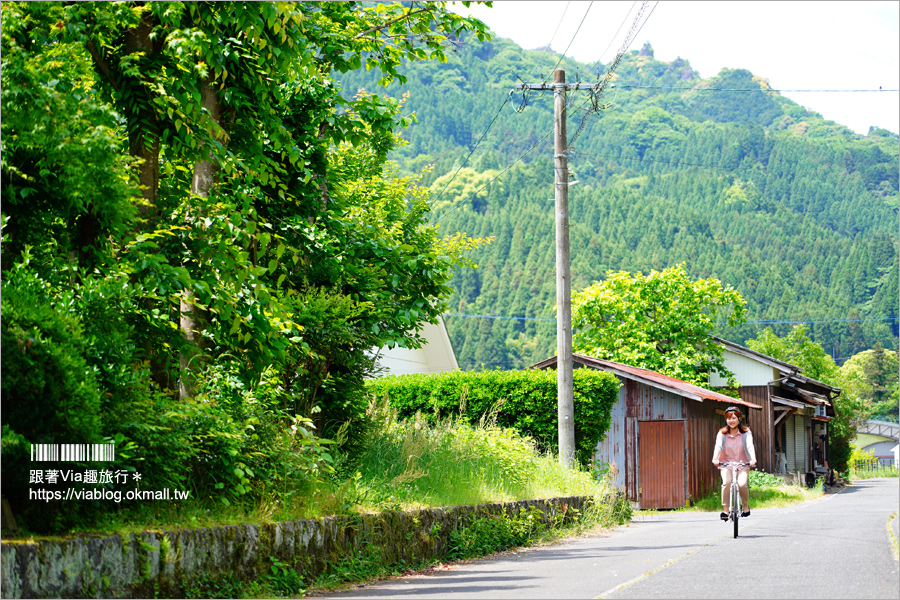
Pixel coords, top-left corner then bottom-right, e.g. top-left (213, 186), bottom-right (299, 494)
top-left (516, 69), bottom-right (593, 467)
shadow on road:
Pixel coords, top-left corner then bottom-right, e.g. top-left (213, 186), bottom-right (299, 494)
top-left (328, 572), bottom-right (541, 597)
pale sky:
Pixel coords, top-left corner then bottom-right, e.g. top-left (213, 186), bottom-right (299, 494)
top-left (451, 1), bottom-right (900, 135)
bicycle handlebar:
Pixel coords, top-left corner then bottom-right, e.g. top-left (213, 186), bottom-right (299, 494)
top-left (718, 461), bottom-right (751, 468)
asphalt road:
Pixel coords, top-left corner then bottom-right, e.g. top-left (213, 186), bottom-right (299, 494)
top-left (318, 477), bottom-right (899, 599)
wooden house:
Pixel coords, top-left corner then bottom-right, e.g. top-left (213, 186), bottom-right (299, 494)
top-left (531, 354), bottom-right (761, 509)
top-left (710, 338), bottom-right (840, 480)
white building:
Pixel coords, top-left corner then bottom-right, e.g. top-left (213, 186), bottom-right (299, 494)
top-left (372, 316), bottom-right (458, 376)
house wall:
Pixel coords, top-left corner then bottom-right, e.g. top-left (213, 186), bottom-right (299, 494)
top-left (785, 413), bottom-right (810, 473)
top-left (739, 386), bottom-right (773, 473)
top-left (856, 432), bottom-right (897, 450)
top-left (709, 350), bottom-right (779, 387)
top-left (594, 385), bottom-right (627, 491)
top-left (594, 379), bottom-right (688, 508)
top-left (859, 439), bottom-right (898, 459)
top-left (593, 378), bottom-right (752, 507)
top-left (684, 400), bottom-right (723, 502)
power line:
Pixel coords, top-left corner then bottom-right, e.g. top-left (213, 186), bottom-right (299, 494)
top-left (430, 90), bottom-right (514, 208)
top-left (433, 125), bottom-right (554, 223)
top-left (568, 0), bottom-right (658, 149)
top-left (447, 313), bottom-right (555, 322)
top-left (534, 1), bottom-right (571, 80)
top-left (432, 2), bottom-right (656, 224)
top-left (550, 1), bottom-right (594, 74)
top-left (430, 3), bottom-right (591, 215)
top-left (614, 85), bottom-right (899, 93)
top-left (592, 0), bottom-right (640, 69)
top-left (444, 313), bottom-right (899, 326)
top-left (569, 149), bottom-right (764, 172)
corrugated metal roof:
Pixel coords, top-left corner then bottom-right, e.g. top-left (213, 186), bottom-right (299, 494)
top-left (530, 354), bottom-right (762, 410)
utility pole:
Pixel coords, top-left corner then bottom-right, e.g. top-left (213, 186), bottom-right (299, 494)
top-left (516, 69), bottom-right (593, 467)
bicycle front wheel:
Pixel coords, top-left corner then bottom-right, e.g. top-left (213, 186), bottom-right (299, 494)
top-left (732, 485), bottom-right (740, 538)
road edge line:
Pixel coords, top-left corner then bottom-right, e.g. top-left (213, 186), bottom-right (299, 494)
top-left (888, 512), bottom-right (899, 561)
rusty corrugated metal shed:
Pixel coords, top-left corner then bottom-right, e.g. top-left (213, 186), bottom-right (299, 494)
top-left (639, 420), bottom-right (686, 508)
top-left (531, 354), bottom-right (762, 410)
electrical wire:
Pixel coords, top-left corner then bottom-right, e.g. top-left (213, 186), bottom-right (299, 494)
top-left (567, 0), bottom-right (658, 149)
top-left (444, 313), bottom-right (899, 326)
top-left (534, 1), bottom-right (571, 80)
top-left (550, 1), bottom-right (594, 74)
top-left (430, 90), bottom-right (514, 208)
top-left (434, 3), bottom-right (655, 223)
top-left (433, 126), bottom-right (554, 223)
top-left (569, 149), bottom-right (765, 172)
top-left (591, 0), bottom-right (639, 71)
top-left (614, 85), bottom-right (899, 93)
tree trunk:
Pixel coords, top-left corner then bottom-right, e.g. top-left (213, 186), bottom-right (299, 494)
top-left (87, 11), bottom-right (161, 227)
top-left (179, 77), bottom-right (222, 400)
top-left (87, 13), bottom-right (168, 389)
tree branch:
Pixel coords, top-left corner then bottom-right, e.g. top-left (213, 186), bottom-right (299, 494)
top-left (353, 5), bottom-right (432, 40)
top-left (85, 40), bottom-right (120, 92)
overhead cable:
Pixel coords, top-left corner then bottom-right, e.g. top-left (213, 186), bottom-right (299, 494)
top-left (550, 1), bottom-right (594, 74)
top-left (615, 85), bottom-right (900, 93)
top-left (445, 313), bottom-right (899, 326)
top-left (534, 1), bottom-right (571, 81)
top-left (430, 90), bottom-right (514, 208)
top-left (433, 127), bottom-right (554, 223)
top-left (568, 0), bottom-right (658, 149)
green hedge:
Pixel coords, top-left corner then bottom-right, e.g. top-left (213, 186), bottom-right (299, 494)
top-left (365, 368), bottom-right (620, 463)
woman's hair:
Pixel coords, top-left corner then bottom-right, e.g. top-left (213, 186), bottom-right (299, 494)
top-left (719, 407), bottom-right (750, 434)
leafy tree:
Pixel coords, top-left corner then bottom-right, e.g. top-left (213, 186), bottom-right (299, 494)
top-left (747, 325), bottom-right (871, 473)
top-left (840, 345), bottom-right (899, 423)
top-left (0, 1), bottom-right (492, 532)
top-left (571, 264), bottom-right (746, 387)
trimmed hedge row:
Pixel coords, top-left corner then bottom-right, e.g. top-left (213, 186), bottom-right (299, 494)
top-left (365, 369), bottom-right (620, 463)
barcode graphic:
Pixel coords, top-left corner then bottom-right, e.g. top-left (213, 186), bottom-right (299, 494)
top-left (30, 444), bottom-right (115, 462)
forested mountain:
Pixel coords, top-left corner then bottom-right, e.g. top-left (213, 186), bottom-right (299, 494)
top-left (337, 36), bottom-right (899, 371)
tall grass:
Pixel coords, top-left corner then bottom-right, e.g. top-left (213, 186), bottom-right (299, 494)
top-left (68, 397), bottom-right (619, 535)
top-left (851, 465), bottom-right (899, 479)
top-left (331, 398), bottom-right (610, 514)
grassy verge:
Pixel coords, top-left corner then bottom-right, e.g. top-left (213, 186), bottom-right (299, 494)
top-left (14, 400), bottom-right (631, 598)
top-left (850, 465), bottom-right (900, 480)
top-left (319, 399), bottom-right (608, 514)
top-left (306, 491), bottom-right (630, 597)
top-left (639, 470), bottom-right (824, 516)
top-left (35, 399), bottom-right (612, 539)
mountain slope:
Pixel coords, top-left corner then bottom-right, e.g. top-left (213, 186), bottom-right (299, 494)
top-left (336, 34), bottom-right (899, 369)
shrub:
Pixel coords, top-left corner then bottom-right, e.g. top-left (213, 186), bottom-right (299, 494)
top-left (365, 368), bottom-right (620, 463)
top-left (1, 267), bottom-right (104, 447)
top-left (1, 267), bottom-right (106, 530)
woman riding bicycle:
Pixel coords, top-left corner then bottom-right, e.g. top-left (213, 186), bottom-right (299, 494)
top-left (711, 406), bottom-right (756, 521)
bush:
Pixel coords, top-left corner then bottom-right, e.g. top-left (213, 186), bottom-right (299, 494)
top-left (749, 470), bottom-right (784, 487)
top-left (1, 267), bottom-right (107, 530)
top-left (1, 267), bottom-right (104, 447)
top-left (365, 368), bottom-right (620, 463)
top-left (0, 263), bottom-right (334, 533)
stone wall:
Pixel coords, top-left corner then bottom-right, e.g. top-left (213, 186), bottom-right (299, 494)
top-left (1, 496), bottom-right (590, 598)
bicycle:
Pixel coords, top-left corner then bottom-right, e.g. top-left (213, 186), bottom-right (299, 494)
top-left (719, 461), bottom-right (751, 538)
